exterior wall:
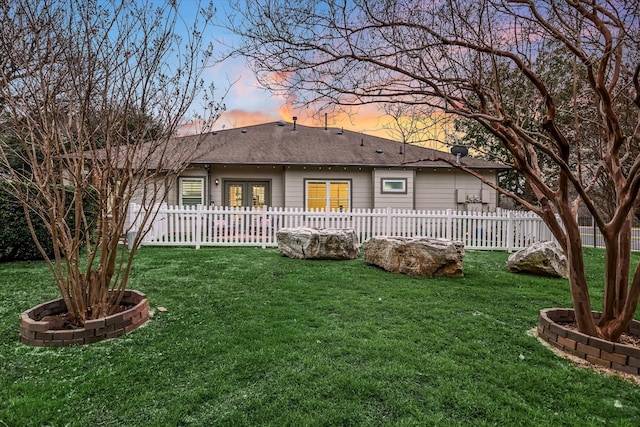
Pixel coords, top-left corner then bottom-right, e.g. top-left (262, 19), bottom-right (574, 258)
top-left (163, 164), bottom-right (499, 211)
top-left (372, 168), bottom-right (415, 209)
top-left (168, 166), bottom-right (208, 205)
top-left (166, 165), bottom-right (284, 206)
top-left (283, 166), bottom-right (372, 209)
top-left (130, 174), bottom-right (169, 206)
top-left (415, 169), bottom-right (498, 211)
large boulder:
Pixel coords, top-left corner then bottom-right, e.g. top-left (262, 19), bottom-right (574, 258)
top-left (277, 227), bottom-right (360, 260)
top-left (362, 236), bottom-right (464, 277)
top-left (506, 241), bottom-right (568, 278)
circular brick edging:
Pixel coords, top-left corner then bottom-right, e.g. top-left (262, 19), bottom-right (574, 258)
top-left (537, 308), bottom-right (640, 376)
top-left (19, 290), bottom-right (149, 347)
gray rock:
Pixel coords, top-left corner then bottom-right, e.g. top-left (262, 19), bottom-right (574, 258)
top-left (362, 236), bottom-right (464, 276)
top-left (277, 227), bottom-right (360, 260)
top-left (506, 241), bottom-right (568, 278)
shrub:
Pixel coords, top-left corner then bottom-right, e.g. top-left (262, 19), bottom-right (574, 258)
top-left (0, 182), bottom-right (99, 262)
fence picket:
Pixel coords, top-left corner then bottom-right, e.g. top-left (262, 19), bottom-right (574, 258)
top-left (129, 204), bottom-right (564, 251)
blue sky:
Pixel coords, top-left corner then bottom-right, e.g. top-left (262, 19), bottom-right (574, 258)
top-left (177, 0), bottom-right (396, 136)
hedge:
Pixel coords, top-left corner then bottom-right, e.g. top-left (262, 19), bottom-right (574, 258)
top-left (0, 182), bottom-right (100, 262)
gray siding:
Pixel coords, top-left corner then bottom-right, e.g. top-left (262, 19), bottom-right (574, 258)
top-left (171, 166), bottom-right (207, 205)
top-left (130, 174), bottom-right (170, 206)
top-left (415, 169), bottom-right (498, 211)
top-left (165, 164), bottom-right (500, 212)
top-left (373, 169), bottom-right (415, 209)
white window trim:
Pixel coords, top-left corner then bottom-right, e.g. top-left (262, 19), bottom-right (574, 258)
top-left (179, 177), bottom-right (205, 206)
top-left (305, 179), bottom-right (351, 211)
top-left (381, 178), bottom-right (408, 194)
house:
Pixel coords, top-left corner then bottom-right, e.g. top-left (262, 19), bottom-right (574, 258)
top-left (163, 121), bottom-right (508, 212)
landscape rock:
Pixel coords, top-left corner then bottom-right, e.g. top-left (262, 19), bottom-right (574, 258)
top-left (277, 227), bottom-right (360, 260)
top-left (362, 236), bottom-right (464, 276)
top-left (506, 241), bottom-right (568, 278)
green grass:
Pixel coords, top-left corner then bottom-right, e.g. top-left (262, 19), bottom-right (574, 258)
top-left (1, 247), bottom-right (639, 426)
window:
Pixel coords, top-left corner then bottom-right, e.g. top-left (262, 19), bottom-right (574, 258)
top-left (179, 178), bottom-right (204, 206)
top-left (305, 180), bottom-right (350, 211)
top-left (381, 178), bottom-right (407, 194)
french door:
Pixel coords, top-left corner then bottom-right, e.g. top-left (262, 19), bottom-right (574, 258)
top-left (224, 181), bottom-right (270, 208)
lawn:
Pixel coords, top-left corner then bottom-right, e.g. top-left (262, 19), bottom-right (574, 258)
top-left (1, 247), bottom-right (639, 426)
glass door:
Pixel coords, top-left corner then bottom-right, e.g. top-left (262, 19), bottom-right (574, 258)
top-left (249, 182), bottom-right (267, 208)
top-left (224, 181), bottom-right (271, 235)
top-left (227, 183), bottom-right (244, 207)
top-left (224, 181), bottom-right (270, 207)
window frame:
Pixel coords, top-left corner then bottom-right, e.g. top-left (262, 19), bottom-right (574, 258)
top-left (304, 179), bottom-right (351, 211)
top-left (380, 178), bottom-right (408, 194)
top-left (179, 177), bottom-right (205, 206)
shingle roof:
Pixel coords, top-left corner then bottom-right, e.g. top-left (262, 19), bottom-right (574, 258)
top-left (174, 121), bottom-right (508, 170)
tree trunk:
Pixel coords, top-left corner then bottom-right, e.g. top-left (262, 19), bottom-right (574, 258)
top-left (565, 237), bottom-right (599, 337)
top-left (597, 214), bottom-right (635, 341)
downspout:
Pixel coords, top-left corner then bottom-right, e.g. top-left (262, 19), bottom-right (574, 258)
top-left (281, 166), bottom-right (286, 208)
top-left (412, 169), bottom-right (416, 210)
top-left (371, 168), bottom-right (376, 208)
top-left (204, 164), bottom-right (211, 205)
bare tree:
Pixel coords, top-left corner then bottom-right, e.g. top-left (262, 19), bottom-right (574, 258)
top-left (0, 0), bottom-right (224, 326)
top-left (449, 40), bottom-right (640, 215)
top-left (379, 103), bottom-right (445, 156)
top-left (228, 0), bottom-right (640, 341)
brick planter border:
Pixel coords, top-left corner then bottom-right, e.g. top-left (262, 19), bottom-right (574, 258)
top-left (19, 290), bottom-right (149, 347)
top-left (537, 308), bottom-right (640, 376)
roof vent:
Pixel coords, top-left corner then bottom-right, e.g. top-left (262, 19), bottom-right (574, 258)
top-left (276, 121), bottom-right (286, 127)
top-left (376, 149), bottom-right (383, 154)
top-left (337, 127), bottom-right (343, 135)
top-left (360, 138), bottom-right (364, 146)
top-left (292, 116), bottom-right (297, 132)
top-left (241, 129), bottom-right (247, 133)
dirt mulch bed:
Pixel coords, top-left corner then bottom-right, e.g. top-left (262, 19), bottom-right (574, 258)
top-left (559, 321), bottom-right (640, 347)
top-left (40, 304), bottom-right (133, 330)
top-left (530, 328), bottom-right (640, 386)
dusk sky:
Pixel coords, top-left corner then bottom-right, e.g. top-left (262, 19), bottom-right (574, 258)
top-left (188, 1), bottom-right (424, 141)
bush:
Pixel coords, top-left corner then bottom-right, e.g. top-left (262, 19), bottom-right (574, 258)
top-left (0, 182), bottom-right (99, 262)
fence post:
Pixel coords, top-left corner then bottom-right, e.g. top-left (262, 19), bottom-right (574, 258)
top-left (195, 204), bottom-right (202, 249)
top-left (127, 202), bottom-right (136, 249)
top-left (446, 209), bottom-right (452, 241)
top-left (591, 213), bottom-right (596, 248)
top-left (507, 210), bottom-right (514, 252)
top-left (386, 207), bottom-right (391, 235)
top-left (127, 230), bottom-right (137, 250)
top-left (128, 203), bottom-right (136, 232)
top-left (261, 206), bottom-right (268, 249)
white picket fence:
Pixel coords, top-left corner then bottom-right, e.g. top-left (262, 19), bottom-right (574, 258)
top-left (128, 204), bottom-right (554, 251)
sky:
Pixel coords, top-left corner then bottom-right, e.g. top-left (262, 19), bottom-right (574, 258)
top-left (184, 1), bottom-right (418, 141)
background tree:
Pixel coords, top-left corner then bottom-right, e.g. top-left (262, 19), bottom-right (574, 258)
top-left (228, 0), bottom-right (640, 341)
top-left (0, 0), bottom-right (224, 326)
top-left (379, 102), bottom-right (453, 152)
top-left (449, 40), bottom-right (640, 215)
top-left (379, 103), bottom-right (433, 161)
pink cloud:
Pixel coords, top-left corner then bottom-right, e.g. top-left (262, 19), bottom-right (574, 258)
top-left (219, 109), bottom-right (281, 128)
